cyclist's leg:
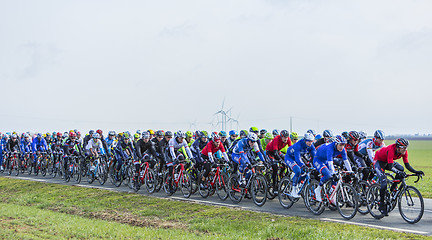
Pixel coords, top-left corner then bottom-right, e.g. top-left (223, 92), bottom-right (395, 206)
top-left (354, 155), bottom-right (369, 181)
top-left (374, 161), bottom-right (388, 213)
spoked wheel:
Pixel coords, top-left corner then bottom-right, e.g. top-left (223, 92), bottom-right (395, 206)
top-left (73, 161), bottom-right (81, 183)
top-left (250, 174), bottom-right (268, 207)
top-left (228, 174), bottom-right (244, 204)
top-left (87, 162), bottom-right (95, 184)
top-left (41, 160), bottom-right (47, 177)
top-left (145, 169), bottom-right (157, 193)
top-left (398, 186), bottom-right (424, 224)
top-left (132, 173), bottom-right (141, 192)
top-left (14, 160), bottom-right (20, 176)
top-left (97, 162), bottom-right (107, 185)
top-left (264, 171), bottom-right (277, 200)
top-left (154, 171), bottom-right (164, 193)
top-left (304, 180), bottom-right (325, 215)
top-left (336, 183), bottom-right (358, 220)
top-left (189, 169), bottom-right (199, 194)
top-left (110, 162), bottom-right (123, 187)
top-left (356, 180), bottom-right (370, 215)
top-left (216, 172), bottom-right (229, 201)
top-left (366, 183), bottom-right (385, 219)
top-left (278, 176), bottom-right (296, 209)
top-left (180, 172), bottom-right (192, 198)
top-left (198, 172), bottom-right (212, 198)
top-left (163, 171), bottom-right (175, 196)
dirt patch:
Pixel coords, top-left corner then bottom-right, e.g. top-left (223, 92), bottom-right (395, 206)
top-left (46, 206), bottom-right (186, 230)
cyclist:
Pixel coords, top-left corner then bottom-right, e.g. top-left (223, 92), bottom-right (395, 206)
top-left (191, 131), bottom-right (209, 164)
top-left (31, 133), bottom-right (49, 166)
top-left (152, 130), bottom-right (171, 175)
top-left (219, 131), bottom-right (229, 151)
top-left (167, 131), bottom-right (194, 193)
top-left (313, 135), bottom-right (352, 202)
top-left (105, 131), bottom-right (116, 156)
top-left (185, 131), bottom-right (195, 147)
top-left (83, 130), bottom-right (94, 150)
top-left (259, 129), bottom-right (267, 139)
top-left (227, 130), bottom-right (238, 148)
top-left (260, 132), bottom-right (274, 153)
top-left (199, 132), bottom-right (230, 187)
top-left (314, 130), bottom-right (333, 148)
top-left (345, 131), bottom-right (370, 180)
top-left (96, 129), bottom-right (109, 157)
top-left (307, 129), bottom-right (317, 138)
top-left (113, 132), bottom-right (134, 174)
top-left (134, 131), bottom-right (158, 178)
top-left (357, 130), bottom-right (386, 167)
top-left (86, 133), bottom-right (105, 158)
top-left (148, 129), bottom-right (155, 139)
top-left (272, 129), bottom-right (279, 138)
top-left (231, 133), bottom-right (265, 186)
top-left (284, 133), bottom-right (316, 198)
top-left (290, 132), bottom-right (299, 144)
top-left (6, 134), bottom-right (21, 169)
top-left (373, 138), bottom-right (424, 216)
top-left (20, 133), bottom-right (33, 169)
top-left (359, 131), bottom-right (367, 141)
top-left (63, 132), bottom-right (83, 177)
top-left (266, 130), bottom-right (293, 190)
top-left (228, 130), bottom-right (248, 156)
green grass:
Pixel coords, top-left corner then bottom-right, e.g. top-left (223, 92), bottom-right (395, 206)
top-left (384, 140), bottom-right (432, 198)
top-left (0, 177), bottom-right (430, 239)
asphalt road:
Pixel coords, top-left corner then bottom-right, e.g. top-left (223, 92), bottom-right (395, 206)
top-left (2, 172), bottom-right (431, 236)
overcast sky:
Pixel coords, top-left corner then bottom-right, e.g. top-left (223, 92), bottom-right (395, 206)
top-left (1, 0), bottom-right (431, 136)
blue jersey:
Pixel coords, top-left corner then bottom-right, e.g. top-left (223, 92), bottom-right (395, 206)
top-left (20, 139), bottom-right (32, 153)
top-left (32, 137), bottom-right (48, 152)
top-left (285, 138), bottom-right (316, 166)
top-left (232, 138), bottom-right (265, 162)
top-left (357, 138), bottom-right (384, 156)
top-left (315, 142), bottom-right (347, 164)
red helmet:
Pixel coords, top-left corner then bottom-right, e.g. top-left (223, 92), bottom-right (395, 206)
top-left (56, 132), bottom-right (62, 137)
top-left (69, 132), bottom-right (77, 138)
top-left (96, 129), bottom-right (103, 135)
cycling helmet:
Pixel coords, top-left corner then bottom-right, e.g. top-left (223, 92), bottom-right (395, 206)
top-left (374, 130), bottom-right (385, 140)
top-left (74, 129), bottom-right (78, 133)
top-left (24, 133), bottom-right (30, 138)
top-left (323, 129), bottom-right (333, 138)
top-left (280, 130), bottom-right (290, 138)
top-left (89, 130), bottom-right (94, 135)
top-left (247, 132), bottom-right (258, 142)
top-left (148, 129), bottom-right (155, 135)
top-left (327, 137), bottom-right (336, 143)
top-left (108, 131), bottom-right (115, 136)
top-left (272, 129), bottom-right (279, 137)
top-left (136, 130), bottom-right (141, 135)
top-left (335, 135), bottom-right (347, 144)
top-left (123, 132), bottom-right (130, 139)
top-left (315, 134), bottom-right (322, 140)
top-left (211, 132), bottom-right (221, 141)
top-left (348, 131), bottom-right (360, 140)
top-left (11, 134), bottom-right (17, 139)
top-left (134, 133), bottom-right (140, 139)
top-left (175, 130), bottom-right (186, 139)
top-left (199, 131), bottom-right (208, 138)
top-left (142, 131), bottom-right (150, 139)
top-left (240, 130), bottom-right (248, 138)
top-left (395, 138), bottom-right (409, 148)
top-left (290, 132), bottom-right (298, 140)
top-left (56, 132), bottom-right (62, 137)
top-left (96, 129), bottom-right (103, 135)
top-left (165, 131), bottom-right (173, 137)
top-left (46, 132), bottom-right (51, 136)
top-left (185, 131), bottom-right (193, 138)
top-left (304, 133), bottom-right (314, 141)
top-left (359, 131), bottom-right (367, 139)
top-left (93, 133), bottom-right (100, 139)
top-left (307, 129), bottom-right (316, 136)
top-left (69, 132), bottom-right (77, 138)
top-left (341, 131), bottom-right (349, 140)
top-left (249, 127), bottom-right (259, 133)
top-left (229, 130), bottom-right (238, 136)
top-left (219, 131), bottom-right (227, 137)
top-left (76, 131), bottom-right (81, 136)
top-left (156, 130), bottom-right (164, 137)
top-left (37, 133), bottom-right (42, 138)
top-left (264, 132), bottom-right (274, 140)
top-left (260, 129), bottom-right (267, 135)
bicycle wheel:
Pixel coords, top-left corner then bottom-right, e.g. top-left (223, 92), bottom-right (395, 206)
top-left (366, 183), bottom-right (384, 219)
top-left (126, 164), bottom-right (134, 189)
top-left (264, 170), bottom-right (277, 200)
top-left (98, 162), bottom-right (107, 185)
top-left (162, 171), bottom-right (175, 196)
top-left (110, 162), bottom-right (123, 187)
top-left (336, 183), bottom-right (358, 220)
top-left (304, 179), bottom-right (325, 215)
top-left (154, 171), bottom-right (164, 193)
top-left (73, 161), bottom-right (81, 183)
top-left (198, 172), bottom-right (211, 198)
top-left (278, 176), bottom-right (295, 209)
top-left (180, 172), bottom-right (192, 198)
top-left (398, 186), bottom-right (424, 224)
top-left (355, 180), bottom-right (370, 215)
top-left (145, 169), bottom-right (157, 193)
top-left (87, 162), bottom-right (95, 184)
top-left (250, 174), bottom-right (268, 207)
top-left (228, 173), bottom-right (244, 204)
top-left (14, 159), bottom-right (20, 176)
top-left (216, 172), bottom-right (229, 201)
top-left (41, 159), bottom-right (47, 176)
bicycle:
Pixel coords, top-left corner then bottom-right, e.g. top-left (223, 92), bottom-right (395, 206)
top-left (7, 152), bottom-right (20, 176)
top-left (304, 169), bottom-right (359, 220)
top-left (263, 158), bottom-right (289, 200)
top-left (65, 155), bottom-right (82, 183)
top-left (110, 156), bottom-right (132, 187)
top-left (227, 162), bottom-right (268, 207)
top-left (162, 160), bottom-right (193, 198)
top-left (366, 173), bottom-right (424, 224)
top-left (198, 160), bottom-right (229, 200)
top-left (132, 159), bottom-right (157, 193)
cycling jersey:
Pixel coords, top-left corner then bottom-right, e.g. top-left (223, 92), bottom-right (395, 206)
top-left (63, 139), bottom-right (82, 156)
top-left (32, 137), bottom-right (48, 153)
top-left (190, 138), bottom-right (208, 162)
top-left (168, 138), bottom-right (193, 161)
top-left (135, 139), bottom-right (157, 160)
top-left (85, 138), bottom-right (105, 154)
top-left (20, 139), bottom-right (32, 153)
top-left (314, 142), bottom-right (350, 174)
top-left (285, 138), bottom-right (316, 167)
top-left (374, 144), bottom-right (408, 164)
top-left (6, 139), bottom-right (21, 153)
top-left (232, 138), bottom-right (265, 162)
top-left (201, 140), bottom-right (229, 163)
top-left (357, 138), bottom-right (385, 164)
top-left (266, 135), bottom-right (292, 152)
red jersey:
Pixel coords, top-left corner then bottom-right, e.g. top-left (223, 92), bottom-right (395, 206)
top-left (201, 140), bottom-right (226, 156)
top-left (266, 135), bottom-right (292, 152)
top-left (374, 144), bottom-right (408, 164)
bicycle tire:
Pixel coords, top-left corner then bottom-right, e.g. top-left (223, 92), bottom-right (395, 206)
top-left (98, 162), bottom-right (107, 185)
top-left (14, 159), bottom-right (20, 176)
top-left (228, 173), bottom-right (244, 204)
top-left (336, 183), bottom-right (358, 220)
top-left (198, 172), bottom-right (211, 198)
top-left (251, 174), bottom-right (268, 207)
top-left (87, 162), bottom-right (95, 184)
top-left (73, 160), bottom-right (81, 183)
top-left (398, 186), bottom-right (424, 224)
top-left (216, 172), bottom-right (229, 201)
top-left (180, 172), bottom-right (192, 198)
top-left (356, 180), bottom-right (370, 215)
top-left (278, 176), bottom-right (295, 209)
top-left (145, 169), bottom-right (157, 193)
top-left (304, 179), bottom-right (325, 215)
top-left (264, 170), bottom-right (277, 200)
top-left (366, 183), bottom-right (384, 219)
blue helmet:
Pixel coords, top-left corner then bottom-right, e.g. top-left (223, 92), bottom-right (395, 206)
top-left (307, 129), bottom-right (316, 136)
top-left (229, 130), bottom-right (238, 136)
top-left (335, 135), bottom-right (347, 144)
top-left (219, 131), bottom-right (227, 137)
top-left (374, 130), bottom-right (385, 140)
top-left (304, 133), bottom-right (314, 141)
top-left (315, 134), bottom-right (322, 140)
top-left (323, 129), bottom-right (333, 138)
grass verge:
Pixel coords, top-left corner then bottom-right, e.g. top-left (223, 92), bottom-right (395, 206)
top-left (0, 177), bottom-right (430, 239)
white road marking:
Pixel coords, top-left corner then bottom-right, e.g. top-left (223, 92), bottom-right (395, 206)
top-left (320, 218), bottom-right (429, 235)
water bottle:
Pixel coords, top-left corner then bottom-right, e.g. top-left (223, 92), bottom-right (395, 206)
top-left (174, 173), bottom-right (179, 180)
top-left (69, 164), bottom-right (73, 173)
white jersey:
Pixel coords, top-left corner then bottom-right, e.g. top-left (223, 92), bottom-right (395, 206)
top-left (169, 138), bottom-right (193, 160)
top-left (86, 139), bottom-right (104, 152)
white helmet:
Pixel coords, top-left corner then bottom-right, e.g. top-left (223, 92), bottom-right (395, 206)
top-left (247, 132), bottom-right (258, 142)
top-left (304, 133), bottom-right (314, 141)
